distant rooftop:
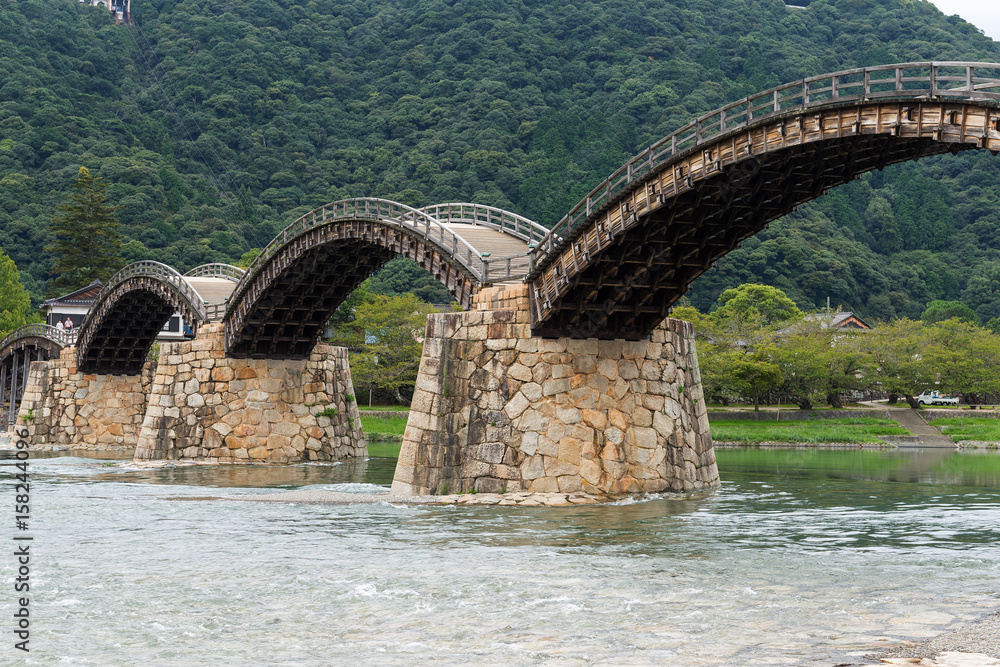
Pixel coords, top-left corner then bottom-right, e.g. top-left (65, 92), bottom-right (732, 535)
top-left (41, 279), bottom-right (103, 309)
top-left (778, 311), bottom-right (873, 335)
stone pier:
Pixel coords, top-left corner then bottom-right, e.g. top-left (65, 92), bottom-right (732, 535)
top-left (133, 324), bottom-right (365, 463)
top-left (17, 346), bottom-right (153, 450)
top-left (391, 284), bottom-right (719, 496)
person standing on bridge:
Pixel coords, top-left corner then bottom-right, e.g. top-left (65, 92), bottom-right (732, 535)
top-left (55, 319), bottom-right (64, 332)
top-left (64, 317), bottom-right (73, 332)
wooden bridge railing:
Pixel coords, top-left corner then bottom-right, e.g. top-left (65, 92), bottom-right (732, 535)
top-left (0, 324), bottom-right (77, 354)
top-left (239, 198), bottom-right (531, 296)
top-left (527, 62), bottom-right (1000, 277)
top-left (84, 261), bottom-right (209, 328)
top-left (184, 263), bottom-right (246, 282)
top-left (419, 203), bottom-right (550, 245)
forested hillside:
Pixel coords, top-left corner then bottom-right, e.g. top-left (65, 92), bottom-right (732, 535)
top-left (1, 0), bottom-right (999, 319)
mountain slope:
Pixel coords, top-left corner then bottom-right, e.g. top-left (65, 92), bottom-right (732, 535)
top-left (1, 0), bottom-right (999, 319)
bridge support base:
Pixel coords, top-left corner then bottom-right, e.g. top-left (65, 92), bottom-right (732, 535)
top-left (133, 324), bottom-right (366, 463)
top-left (390, 284), bottom-right (719, 496)
top-left (17, 347), bottom-right (153, 450)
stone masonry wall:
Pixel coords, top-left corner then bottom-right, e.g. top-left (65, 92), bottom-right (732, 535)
top-left (391, 284), bottom-right (719, 496)
top-left (18, 346), bottom-right (154, 450)
top-left (133, 323), bottom-right (365, 463)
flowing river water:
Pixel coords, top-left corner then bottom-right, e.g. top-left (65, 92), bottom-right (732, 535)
top-left (3, 446), bottom-right (1000, 665)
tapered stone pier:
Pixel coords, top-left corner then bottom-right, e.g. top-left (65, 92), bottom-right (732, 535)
top-left (133, 324), bottom-right (365, 463)
top-left (390, 284), bottom-right (719, 496)
top-left (16, 346), bottom-right (153, 450)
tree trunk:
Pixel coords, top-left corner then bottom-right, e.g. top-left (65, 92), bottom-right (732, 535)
top-left (795, 397), bottom-right (813, 410)
top-left (904, 394), bottom-right (919, 408)
top-left (827, 392), bottom-right (843, 409)
top-left (887, 393), bottom-right (898, 405)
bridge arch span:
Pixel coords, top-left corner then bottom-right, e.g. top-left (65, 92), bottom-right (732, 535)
top-left (223, 198), bottom-right (536, 358)
top-left (0, 325), bottom-right (77, 427)
top-left (1, 324), bottom-right (75, 362)
top-left (77, 261), bottom-right (208, 374)
top-left (527, 62), bottom-right (1000, 339)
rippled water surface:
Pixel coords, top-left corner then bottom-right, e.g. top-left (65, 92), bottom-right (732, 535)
top-left (3, 447), bottom-right (1000, 666)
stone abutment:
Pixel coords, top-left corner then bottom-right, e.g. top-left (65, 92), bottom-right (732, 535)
top-left (17, 346), bottom-right (153, 450)
top-left (133, 324), bottom-right (366, 463)
top-left (390, 284), bottom-right (719, 496)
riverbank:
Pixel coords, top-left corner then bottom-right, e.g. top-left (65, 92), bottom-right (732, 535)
top-left (866, 610), bottom-right (1000, 664)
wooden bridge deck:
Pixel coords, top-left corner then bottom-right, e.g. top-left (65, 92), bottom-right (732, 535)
top-left (186, 278), bottom-right (238, 321)
top-left (441, 223), bottom-right (532, 279)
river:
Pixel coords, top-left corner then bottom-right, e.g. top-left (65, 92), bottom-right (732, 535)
top-left (2, 446), bottom-right (999, 665)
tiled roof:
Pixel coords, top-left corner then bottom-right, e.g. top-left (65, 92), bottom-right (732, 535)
top-left (40, 279), bottom-right (103, 308)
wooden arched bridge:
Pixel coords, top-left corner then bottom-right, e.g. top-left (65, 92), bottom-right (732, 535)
top-left (224, 200), bottom-right (547, 357)
top-left (68, 204), bottom-right (546, 372)
top-left (27, 61), bottom-right (1000, 382)
top-left (525, 61), bottom-right (1000, 338)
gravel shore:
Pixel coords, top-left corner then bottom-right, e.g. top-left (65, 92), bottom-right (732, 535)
top-left (238, 487), bottom-right (613, 506)
top-left (865, 611), bottom-right (1000, 665)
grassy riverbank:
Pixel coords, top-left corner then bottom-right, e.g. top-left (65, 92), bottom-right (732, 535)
top-left (929, 417), bottom-right (1000, 443)
top-left (360, 416), bottom-right (407, 459)
top-left (710, 417), bottom-right (908, 444)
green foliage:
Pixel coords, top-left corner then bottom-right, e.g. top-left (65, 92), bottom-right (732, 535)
top-left (714, 283), bottom-right (804, 326)
top-left (236, 249), bottom-right (261, 270)
top-left (683, 285), bottom-right (1000, 407)
top-left (366, 258), bottom-right (452, 304)
top-left (921, 300), bottom-right (979, 324)
top-left (360, 415), bottom-right (408, 441)
top-left (349, 293), bottom-right (436, 402)
top-left (46, 167), bottom-right (123, 295)
top-left (0, 249), bottom-right (41, 338)
top-left (930, 418), bottom-right (1000, 443)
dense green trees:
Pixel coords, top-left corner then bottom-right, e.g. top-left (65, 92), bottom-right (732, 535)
top-left (345, 293), bottom-right (437, 404)
top-left (921, 300), bottom-right (978, 324)
top-left (2, 0), bottom-right (1000, 318)
top-left (0, 249), bottom-right (39, 338)
top-left (46, 167), bottom-right (123, 294)
top-left (678, 286), bottom-right (1000, 408)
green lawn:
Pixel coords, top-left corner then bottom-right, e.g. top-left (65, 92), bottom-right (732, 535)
top-left (710, 417), bottom-right (908, 444)
top-left (360, 415), bottom-right (408, 441)
top-left (357, 405), bottom-right (410, 412)
top-left (930, 417), bottom-right (1000, 443)
top-left (367, 441), bottom-right (403, 458)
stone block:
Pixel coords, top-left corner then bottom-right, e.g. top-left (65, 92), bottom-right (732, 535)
top-left (541, 378), bottom-right (570, 397)
top-left (530, 476), bottom-right (559, 493)
top-left (521, 432), bottom-right (539, 456)
top-left (504, 392), bottom-right (530, 420)
top-left (556, 438), bottom-right (582, 466)
top-left (557, 475), bottom-right (582, 493)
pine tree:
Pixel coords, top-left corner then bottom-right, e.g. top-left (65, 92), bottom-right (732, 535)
top-left (46, 167), bottom-right (123, 296)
